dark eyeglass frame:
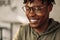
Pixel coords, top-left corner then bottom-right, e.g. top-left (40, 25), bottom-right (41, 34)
top-left (22, 5), bottom-right (46, 13)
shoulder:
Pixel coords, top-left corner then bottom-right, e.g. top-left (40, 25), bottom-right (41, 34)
top-left (20, 23), bottom-right (30, 30)
top-left (55, 26), bottom-right (60, 40)
top-left (19, 23), bottom-right (30, 33)
top-left (13, 23), bottom-right (29, 40)
top-left (55, 21), bottom-right (60, 35)
top-left (21, 23), bottom-right (29, 28)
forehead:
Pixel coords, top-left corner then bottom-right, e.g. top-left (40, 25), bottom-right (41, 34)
top-left (25, 0), bottom-right (46, 7)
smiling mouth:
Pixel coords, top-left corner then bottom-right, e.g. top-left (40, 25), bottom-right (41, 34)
top-left (30, 19), bottom-right (38, 23)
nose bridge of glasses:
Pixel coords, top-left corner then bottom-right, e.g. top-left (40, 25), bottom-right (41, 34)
top-left (30, 7), bottom-right (36, 13)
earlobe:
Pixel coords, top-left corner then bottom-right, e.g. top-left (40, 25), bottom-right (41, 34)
top-left (48, 4), bottom-right (53, 12)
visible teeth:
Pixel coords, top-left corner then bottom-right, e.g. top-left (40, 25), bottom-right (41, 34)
top-left (30, 20), bottom-right (37, 22)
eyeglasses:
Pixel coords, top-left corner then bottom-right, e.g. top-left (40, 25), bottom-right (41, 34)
top-left (22, 6), bottom-right (46, 13)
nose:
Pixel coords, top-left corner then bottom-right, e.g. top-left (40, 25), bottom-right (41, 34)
top-left (28, 9), bottom-right (36, 17)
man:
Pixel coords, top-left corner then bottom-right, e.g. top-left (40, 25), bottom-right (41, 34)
top-left (14, 0), bottom-right (60, 40)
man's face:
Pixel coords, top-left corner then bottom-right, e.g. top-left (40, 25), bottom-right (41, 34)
top-left (24, 0), bottom-right (52, 28)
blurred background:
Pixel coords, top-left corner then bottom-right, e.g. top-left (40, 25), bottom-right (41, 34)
top-left (0, 0), bottom-right (60, 40)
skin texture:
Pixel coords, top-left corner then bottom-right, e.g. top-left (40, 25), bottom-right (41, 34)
top-left (25, 0), bottom-right (53, 33)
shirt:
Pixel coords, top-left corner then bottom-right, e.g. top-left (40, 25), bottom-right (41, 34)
top-left (13, 18), bottom-right (60, 40)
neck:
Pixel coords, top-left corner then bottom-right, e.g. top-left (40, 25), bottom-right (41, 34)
top-left (33, 21), bottom-right (48, 33)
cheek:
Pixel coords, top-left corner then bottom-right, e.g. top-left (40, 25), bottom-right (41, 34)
top-left (41, 13), bottom-right (49, 23)
top-left (36, 9), bottom-right (48, 17)
top-left (36, 12), bottom-right (45, 17)
top-left (37, 12), bottom-right (49, 21)
top-left (25, 12), bottom-right (28, 17)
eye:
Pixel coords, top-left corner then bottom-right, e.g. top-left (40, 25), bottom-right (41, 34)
top-left (35, 7), bottom-right (42, 11)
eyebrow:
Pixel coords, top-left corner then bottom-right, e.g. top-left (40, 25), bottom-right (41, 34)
top-left (25, 5), bottom-right (45, 8)
top-left (25, 3), bottom-right (46, 7)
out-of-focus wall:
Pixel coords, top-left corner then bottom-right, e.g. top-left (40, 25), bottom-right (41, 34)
top-left (50, 0), bottom-right (60, 22)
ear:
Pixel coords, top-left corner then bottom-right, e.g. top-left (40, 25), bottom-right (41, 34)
top-left (48, 4), bottom-right (53, 12)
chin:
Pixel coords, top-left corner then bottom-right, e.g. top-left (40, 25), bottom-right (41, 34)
top-left (29, 23), bottom-right (39, 28)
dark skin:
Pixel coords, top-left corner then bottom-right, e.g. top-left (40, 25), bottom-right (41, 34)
top-left (25, 0), bottom-right (53, 33)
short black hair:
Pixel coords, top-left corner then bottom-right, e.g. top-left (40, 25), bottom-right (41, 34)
top-left (23, 0), bottom-right (55, 5)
